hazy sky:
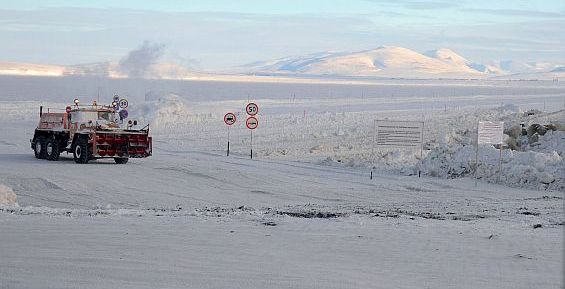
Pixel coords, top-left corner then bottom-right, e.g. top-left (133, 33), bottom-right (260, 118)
top-left (1, 0), bottom-right (563, 69)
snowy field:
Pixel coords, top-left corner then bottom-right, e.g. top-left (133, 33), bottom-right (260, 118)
top-left (0, 76), bottom-right (563, 288)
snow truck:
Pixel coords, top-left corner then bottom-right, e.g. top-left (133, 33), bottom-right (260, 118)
top-left (31, 99), bottom-right (152, 164)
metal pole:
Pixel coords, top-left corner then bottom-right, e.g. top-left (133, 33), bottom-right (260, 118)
top-left (475, 133), bottom-right (479, 187)
top-left (227, 126), bottom-right (230, 156)
top-left (250, 130), bottom-right (253, 159)
top-left (498, 144), bottom-right (503, 183)
top-left (371, 120), bottom-right (376, 156)
top-left (419, 121), bottom-right (424, 178)
top-left (371, 119), bottom-right (377, 180)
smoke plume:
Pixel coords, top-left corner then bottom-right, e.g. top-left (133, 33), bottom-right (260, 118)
top-left (119, 41), bottom-right (166, 78)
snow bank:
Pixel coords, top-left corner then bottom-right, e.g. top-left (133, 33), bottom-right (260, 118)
top-left (360, 106), bottom-right (564, 191)
top-left (421, 143), bottom-right (564, 191)
top-left (0, 184), bottom-right (18, 206)
top-left (417, 105), bottom-right (565, 191)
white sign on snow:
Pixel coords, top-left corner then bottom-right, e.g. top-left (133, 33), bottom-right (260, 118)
top-left (374, 120), bottom-right (424, 148)
top-left (478, 121), bottom-right (504, 145)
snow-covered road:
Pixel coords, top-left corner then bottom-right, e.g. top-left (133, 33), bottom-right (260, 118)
top-left (1, 77), bottom-right (563, 288)
top-left (1, 213), bottom-right (562, 289)
top-left (1, 135), bottom-right (562, 289)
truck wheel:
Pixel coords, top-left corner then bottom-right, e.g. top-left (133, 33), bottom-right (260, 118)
top-left (34, 136), bottom-right (46, 159)
top-left (114, 158), bottom-right (129, 164)
top-left (46, 137), bottom-right (60, 161)
top-left (73, 138), bottom-right (90, 164)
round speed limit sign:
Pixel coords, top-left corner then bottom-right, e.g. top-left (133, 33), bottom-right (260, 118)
top-left (224, 112), bottom-right (236, 125)
top-left (246, 116), bottom-right (258, 130)
top-left (246, 103), bottom-right (259, 116)
top-left (119, 98), bottom-right (129, 109)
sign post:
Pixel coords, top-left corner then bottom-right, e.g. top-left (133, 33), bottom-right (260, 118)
top-left (477, 121), bottom-right (504, 185)
top-left (246, 116), bottom-right (258, 159)
top-left (245, 103), bottom-right (259, 159)
top-left (224, 112), bottom-right (236, 156)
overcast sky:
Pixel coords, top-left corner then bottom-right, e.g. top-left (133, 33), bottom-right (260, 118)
top-left (1, 0), bottom-right (563, 69)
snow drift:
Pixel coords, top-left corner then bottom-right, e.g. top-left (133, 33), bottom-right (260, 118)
top-left (0, 184), bottom-right (17, 206)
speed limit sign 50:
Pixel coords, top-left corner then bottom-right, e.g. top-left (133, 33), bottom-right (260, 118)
top-left (246, 103), bottom-right (259, 116)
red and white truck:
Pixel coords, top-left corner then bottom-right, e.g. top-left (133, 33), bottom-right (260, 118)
top-left (31, 99), bottom-right (152, 164)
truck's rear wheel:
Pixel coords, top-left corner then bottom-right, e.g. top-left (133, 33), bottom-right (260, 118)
top-left (34, 136), bottom-right (46, 159)
top-left (46, 137), bottom-right (60, 161)
top-left (114, 158), bottom-right (129, 164)
top-left (73, 138), bottom-right (90, 164)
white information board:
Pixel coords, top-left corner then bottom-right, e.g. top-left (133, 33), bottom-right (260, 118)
top-left (374, 120), bottom-right (424, 148)
top-left (478, 121), bottom-right (504, 145)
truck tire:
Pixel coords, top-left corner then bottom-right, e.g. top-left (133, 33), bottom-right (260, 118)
top-left (73, 138), bottom-right (90, 164)
top-left (114, 158), bottom-right (129, 164)
top-left (34, 136), bottom-right (46, 159)
top-left (46, 137), bottom-right (60, 161)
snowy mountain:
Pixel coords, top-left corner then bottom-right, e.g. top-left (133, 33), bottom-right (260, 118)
top-left (246, 46), bottom-right (487, 78)
top-left (424, 48), bottom-right (469, 66)
top-left (245, 46), bottom-right (563, 79)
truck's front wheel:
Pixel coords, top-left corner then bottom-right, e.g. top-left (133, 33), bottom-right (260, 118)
top-left (73, 138), bottom-right (90, 164)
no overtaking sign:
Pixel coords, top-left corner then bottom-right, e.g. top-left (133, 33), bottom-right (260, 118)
top-left (246, 116), bottom-right (258, 130)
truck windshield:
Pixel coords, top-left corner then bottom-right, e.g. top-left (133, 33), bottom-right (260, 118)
top-left (98, 111), bottom-right (115, 122)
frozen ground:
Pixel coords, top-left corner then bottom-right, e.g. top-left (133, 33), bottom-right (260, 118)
top-left (0, 77), bottom-right (563, 288)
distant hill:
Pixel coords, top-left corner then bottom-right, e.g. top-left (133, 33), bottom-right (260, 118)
top-left (244, 46), bottom-right (563, 80)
